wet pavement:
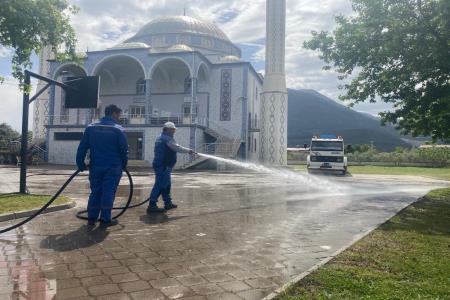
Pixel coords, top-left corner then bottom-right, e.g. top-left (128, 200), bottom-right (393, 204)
top-left (0, 165), bottom-right (448, 299)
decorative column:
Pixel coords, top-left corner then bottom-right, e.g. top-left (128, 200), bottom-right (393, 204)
top-left (191, 77), bottom-right (198, 120)
top-left (33, 46), bottom-right (52, 143)
top-left (189, 77), bottom-right (198, 150)
top-left (145, 79), bottom-right (152, 124)
top-left (45, 84), bottom-right (56, 162)
top-left (261, 0), bottom-right (288, 166)
top-left (48, 85), bottom-right (56, 126)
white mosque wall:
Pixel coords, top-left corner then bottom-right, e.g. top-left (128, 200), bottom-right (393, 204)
top-left (47, 128), bottom-right (82, 165)
top-left (208, 65), bottom-right (245, 140)
top-left (246, 72), bottom-right (263, 162)
top-left (197, 93), bottom-right (208, 120)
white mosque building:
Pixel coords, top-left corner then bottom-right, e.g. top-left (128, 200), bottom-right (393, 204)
top-left (33, 0), bottom-right (287, 168)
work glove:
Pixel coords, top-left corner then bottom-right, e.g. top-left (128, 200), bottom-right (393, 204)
top-left (189, 149), bottom-right (197, 155)
top-left (77, 164), bottom-right (87, 172)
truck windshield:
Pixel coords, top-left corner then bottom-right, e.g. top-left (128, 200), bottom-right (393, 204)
top-left (311, 141), bottom-right (343, 151)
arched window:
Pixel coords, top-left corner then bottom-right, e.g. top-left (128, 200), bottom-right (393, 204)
top-left (136, 78), bottom-right (146, 95)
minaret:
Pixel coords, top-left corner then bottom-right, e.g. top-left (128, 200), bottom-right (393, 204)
top-left (33, 46), bottom-right (52, 143)
top-left (261, 0), bottom-right (288, 165)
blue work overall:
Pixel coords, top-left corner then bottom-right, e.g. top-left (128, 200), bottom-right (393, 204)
top-left (149, 133), bottom-right (177, 207)
top-left (76, 117), bottom-right (128, 222)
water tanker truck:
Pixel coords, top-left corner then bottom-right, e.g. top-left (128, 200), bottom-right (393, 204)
top-left (307, 134), bottom-right (347, 175)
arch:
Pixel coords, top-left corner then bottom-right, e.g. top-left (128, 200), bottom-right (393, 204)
top-left (90, 53), bottom-right (146, 77)
top-left (148, 56), bottom-right (193, 80)
top-left (195, 61), bottom-right (209, 79)
top-left (52, 63), bottom-right (87, 80)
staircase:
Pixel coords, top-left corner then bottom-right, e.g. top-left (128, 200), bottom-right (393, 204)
top-left (30, 145), bottom-right (47, 165)
top-left (180, 126), bottom-right (242, 170)
top-left (10, 140), bottom-right (47, 166)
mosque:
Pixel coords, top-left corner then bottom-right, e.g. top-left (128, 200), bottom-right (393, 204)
top-left (33, 0), bottom-right (287, 169)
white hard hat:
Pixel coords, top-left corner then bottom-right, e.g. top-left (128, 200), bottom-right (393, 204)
top-left (163, 122), bottom-right (176, 129)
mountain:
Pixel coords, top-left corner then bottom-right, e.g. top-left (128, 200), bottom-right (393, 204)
top-left (287, 89), bottom-right (410, 151)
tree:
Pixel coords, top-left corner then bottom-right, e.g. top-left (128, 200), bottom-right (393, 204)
top-left (0, 0), bottom-right (78, 84)
top-left (0, 123), bottom-right (20, 149)
top-left (419, 147), bottom-right (450, 167)
top-left (304, 0), bottom-right (450, 141)
top-left (0, 123), bottom-right (20, 141)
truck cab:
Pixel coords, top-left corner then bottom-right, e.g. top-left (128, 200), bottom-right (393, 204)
top-left (307, 135), bottom-right (347, 174)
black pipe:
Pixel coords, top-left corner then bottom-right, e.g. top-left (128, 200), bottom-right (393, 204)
top-left (75, 169), bottom-right (142, 220)
top-left (0, 169), bottom-right (135, 234)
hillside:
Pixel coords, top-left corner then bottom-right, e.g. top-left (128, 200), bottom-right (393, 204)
top-left (287, 89), bottom-right (410, 151)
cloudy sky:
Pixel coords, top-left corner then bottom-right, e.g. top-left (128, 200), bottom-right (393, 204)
top-left (0, 0), bottom-right (389, 130)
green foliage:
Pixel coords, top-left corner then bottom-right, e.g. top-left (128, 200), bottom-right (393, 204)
top-left (0, 123), bottom-right (20, 149)
top-left (277, 188), bottom-right (450, 300)
top-left (304, 0), bottom-right (450, 141)
top-left (419, 147), bottom-right (450, 167)
top-left (0, 0), bottom-right (78, 85)
top-left (347, 146), bottom-right (450, 166)
top-left (348, 144), bottom-right (371, 153)
top-left (0, 123), bottom-right (20, 141)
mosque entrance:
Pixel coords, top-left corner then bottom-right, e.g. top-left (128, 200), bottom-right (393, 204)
top-left (126, 132), bottom-right (144, 160)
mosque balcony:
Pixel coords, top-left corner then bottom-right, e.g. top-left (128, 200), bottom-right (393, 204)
top-left (44, 113), bottom-right (208, 128)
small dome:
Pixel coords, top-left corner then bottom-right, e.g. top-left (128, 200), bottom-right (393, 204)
top-left (166, 44), bottom-right (193, 52)
top-left (220, 55), bottom-right (241, 62)
top-left (109, 42), bottom-right (150, 50)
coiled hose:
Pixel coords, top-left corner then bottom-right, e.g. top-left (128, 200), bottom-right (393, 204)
top-left (0, 169), bottom-right (139, 234)
top-left (75, 170), bottom-right (151, 220)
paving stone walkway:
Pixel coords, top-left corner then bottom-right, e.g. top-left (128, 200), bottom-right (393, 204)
top-left (0, 166), bottom-right (448, 299)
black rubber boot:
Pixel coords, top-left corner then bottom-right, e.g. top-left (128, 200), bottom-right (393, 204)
top-left (99, 219), bottom-right (118, 228)
top-left (164, 203), bottom-right (178, 210)
top-left (147, 206), bottom-right (166, 214)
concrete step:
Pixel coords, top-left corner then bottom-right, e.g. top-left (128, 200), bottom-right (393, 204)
top-left (128, 160), bottom-right (149, 167)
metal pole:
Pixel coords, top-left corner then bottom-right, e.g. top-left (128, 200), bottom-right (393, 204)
top-left (20, 71), bottom-right (31, 194)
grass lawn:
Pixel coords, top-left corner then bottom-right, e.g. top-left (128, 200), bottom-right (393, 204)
top-left (348, 166), bottom-right (450, 181)
top-left (290, 165), bottom-right (450, 181)
top-left (0, 193), bottom-right (70, 214)
top-left (276, 187), bottom-right (450, 300)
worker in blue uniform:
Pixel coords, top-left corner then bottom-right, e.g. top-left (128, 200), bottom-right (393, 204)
top-left (147, 122), bottom-right (196, 213)
top-left (76, 104), bottom-right (128, 227)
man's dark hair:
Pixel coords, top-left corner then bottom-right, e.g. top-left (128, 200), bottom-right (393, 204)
top-left (105, 104), bottom-right (122, 116)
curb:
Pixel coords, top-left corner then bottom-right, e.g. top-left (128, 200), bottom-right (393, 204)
top-left (262, 197), bottom-right (425, 300)
top-left (0, 201), bottom-right (77, 222)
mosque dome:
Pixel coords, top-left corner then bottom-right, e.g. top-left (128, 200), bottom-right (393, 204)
top-left (166, 44), bottom-right (194, 52)
top-left (124, 16), bottom-right (241, 57)
top-left (109, 42), bottom-right (150, 50)
top-left (134, 16), bottom-right (230, 42)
